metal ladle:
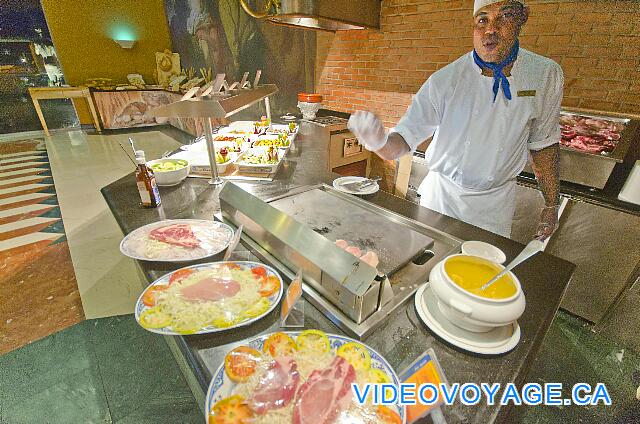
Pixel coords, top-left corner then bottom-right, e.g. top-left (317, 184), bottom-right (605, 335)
top-left (480, 239), bottom-right (544, 291)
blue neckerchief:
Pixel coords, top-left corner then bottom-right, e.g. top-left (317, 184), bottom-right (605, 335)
top-left (473, 40), bottom-right (519, 103)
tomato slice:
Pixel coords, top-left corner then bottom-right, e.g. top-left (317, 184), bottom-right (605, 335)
top-left (224, 346), bottom-right (261, 382)
top-left (377, 405), bottom-right (402, 424)
top-left (263, 332), bottom-right (297, 358)
top-left (337, 342), bottom-right (372, 372)
top-left (251, 266), bottom-right (267, 278)
top-left (259, 275), bottom-right (280, 297)
top-left (138, 307), bottom-right (172, 329)
top-left (296, 330), bottom-right (330, 354)
top-left (142, 285), bottom-right (168, 307)
top-left (168, 268), bottom-right (194, 285)
top-left (209, 395), bottom-right (253, 424)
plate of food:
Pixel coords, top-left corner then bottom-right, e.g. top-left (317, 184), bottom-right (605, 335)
top-left (135, 261), bottom-right (283, 335)
top-left (253, 134), bottom-right (291, 150)
top-left (206, 330), bottom-right (404, 423)
top-left (170, 149), bottom-right (236, 174)
top-left (253, 116), bottom-right (271, 135)
top-left (217, 127), bottom-right (254, 137)
top-left (120, 219), bottom-right (234, 262)
top-left (184, 137), bottom-right (247, 155)
top-left (267, 123), bottom-right (298, 136)
top-left (236, 146), bottom-right (282, 174)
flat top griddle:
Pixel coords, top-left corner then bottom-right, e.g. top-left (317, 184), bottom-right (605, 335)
top-left (269, 188), bottom-right (434, 276)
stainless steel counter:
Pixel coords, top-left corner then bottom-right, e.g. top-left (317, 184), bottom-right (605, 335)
top-left (101, 122), bottom-right (575, 423)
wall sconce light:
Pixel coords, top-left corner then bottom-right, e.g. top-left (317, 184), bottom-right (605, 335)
top-left (114, 39), bottom-right (136, 49)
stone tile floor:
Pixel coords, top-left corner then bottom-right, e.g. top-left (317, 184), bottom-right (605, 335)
top-left (0, 315), bottom-right (201, 423)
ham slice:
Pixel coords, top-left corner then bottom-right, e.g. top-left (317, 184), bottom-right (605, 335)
top-left (249, 357), bottom-right (300, 414)
top-left (180, 277), bottom-right (240, 302)
top-left (335, 239), bottom-right (349, 249)
top-left (149, 224), bottom-right (199, 248)
top-left (359, 251), bottom-right (380, 268)
top-left (293, 356), bottom-right (356, 424)
top-left (345, 246), bottom-right (362, 257)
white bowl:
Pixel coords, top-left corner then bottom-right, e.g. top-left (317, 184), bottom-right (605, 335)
top-left (461, 241), bottom-right (506, 264)
top-left (147, 158), bottom-right (190, 186)
top-left (428, 254), bottom-right (526, 333)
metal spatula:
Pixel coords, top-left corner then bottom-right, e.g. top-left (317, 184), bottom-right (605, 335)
top-left (340, 177), bottom-right (381, 191)
top-left (480, 239), bottom-right (544, 291)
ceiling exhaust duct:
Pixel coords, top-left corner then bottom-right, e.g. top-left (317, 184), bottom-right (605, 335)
top-left (240, 0), bottom-right (381, 32)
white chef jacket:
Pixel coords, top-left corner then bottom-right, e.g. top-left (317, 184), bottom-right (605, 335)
top-left (392, 48), bottom-right (563, 237)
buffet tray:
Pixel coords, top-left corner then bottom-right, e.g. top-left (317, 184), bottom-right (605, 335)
top-left (524, 109), bottom-right (640, 189)
top-left (559, 110), bottom-right (634, 163)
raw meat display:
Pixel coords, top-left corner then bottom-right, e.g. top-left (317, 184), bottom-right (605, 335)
top-left (559, 114), bottom-right (626, 155)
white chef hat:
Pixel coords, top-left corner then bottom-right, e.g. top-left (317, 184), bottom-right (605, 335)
top-left (474, 0), bottom-right (525, 16)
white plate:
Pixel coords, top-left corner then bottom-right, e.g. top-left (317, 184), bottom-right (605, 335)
top-left (120, 219), bottom-right (234, 262)
top-left (414, 283), bottom-right (521, 355)
top-left (169, 150), bottom-right (236, 174)
top-left (205, 331), bottom-right (405, 423)
top-left (135, 261), bottom-right (283, 335)
top-left (333, 176), bottom-right (379, 195)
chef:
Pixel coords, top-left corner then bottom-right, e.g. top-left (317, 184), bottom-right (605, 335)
top-left (348, 0), bottom-right (562, 240)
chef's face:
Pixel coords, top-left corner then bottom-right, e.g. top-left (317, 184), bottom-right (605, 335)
top-left (473, 1), bottom-right (528, 63)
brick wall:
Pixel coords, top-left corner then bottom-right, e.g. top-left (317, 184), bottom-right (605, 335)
top-left (316, 0), bottom-right (640, 189)
top-left (317, 0), bottom-right (640, 121)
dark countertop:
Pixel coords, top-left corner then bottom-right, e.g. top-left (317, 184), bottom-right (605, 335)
top-left (101, 122), bottom-right (575, 423)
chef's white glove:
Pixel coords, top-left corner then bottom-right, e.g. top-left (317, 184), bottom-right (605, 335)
top-left (348, 111), bottom-right (388, 151)
top-left (534, 205), bottom-right (560, 241)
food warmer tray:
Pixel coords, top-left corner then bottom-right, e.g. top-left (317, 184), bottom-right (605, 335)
top-left (523, 109), bottom-right (639, 189)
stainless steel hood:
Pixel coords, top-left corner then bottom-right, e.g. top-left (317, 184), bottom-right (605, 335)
top-left (241, 0), bottom-right (381, 32)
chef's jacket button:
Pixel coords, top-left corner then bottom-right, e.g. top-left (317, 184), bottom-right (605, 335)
top-left (488, 177), bottom-right (494, 182)
top-left (465, 141), bottom-right (470, 146)
top-left (498, 147), bottom-right (504, 152)
top-left (473, 110), bottom-right (479, 116)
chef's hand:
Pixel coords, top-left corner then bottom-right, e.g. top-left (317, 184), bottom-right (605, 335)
top-left (534, 205), bottom-right (560, 241)
top-left (348, 111), bottom-right (388, 151)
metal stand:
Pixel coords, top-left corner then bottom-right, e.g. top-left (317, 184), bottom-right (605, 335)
top-left (203, 117), bottom-right (223, 185)
top-left (264, 96), bottom-right (272, 123)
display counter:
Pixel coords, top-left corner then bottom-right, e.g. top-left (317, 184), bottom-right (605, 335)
top-left (101, 122), bottom-right (575, 423)
top-left (91, 88), bottom-right (203, 136)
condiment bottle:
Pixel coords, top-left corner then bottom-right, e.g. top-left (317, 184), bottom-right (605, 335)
top-left (135, 150), bottom-right (161, 208)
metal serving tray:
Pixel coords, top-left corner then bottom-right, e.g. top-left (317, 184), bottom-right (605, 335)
top-left (524, 110), bottom-right (639, 189)
top-left (219, 183), bottom-right (461, 339)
